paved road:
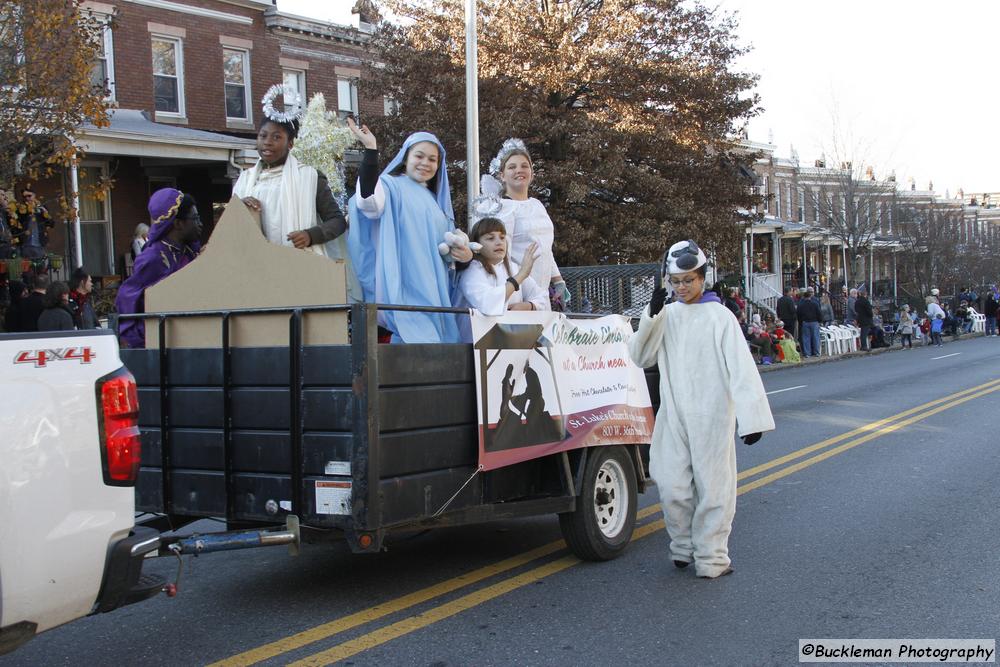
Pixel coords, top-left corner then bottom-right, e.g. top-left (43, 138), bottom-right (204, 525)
top-left (4, 336), bottom-right (999, 666)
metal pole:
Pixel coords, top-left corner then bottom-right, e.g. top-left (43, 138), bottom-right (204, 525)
top-left (743, 229), bottom-right (751, 305)
top-left (892, 251), bottom-right (898, 304)
top-left (70, 157), bottom-right (83, 269)
top-left (802, 237), bottom-right (807, 289)
top-left (869, 245), bottom-right (874, 294)
top-left (842, 245), bottom-right (848, 286)
top-left (464, 0), bottom-right (480, 227)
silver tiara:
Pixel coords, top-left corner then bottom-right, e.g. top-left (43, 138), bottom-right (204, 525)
top-left (262, 83), bottom-right (303, 123)
top-left (488, 137), bottom-right (528, 175)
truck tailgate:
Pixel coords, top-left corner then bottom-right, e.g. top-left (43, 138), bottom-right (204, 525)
top-left (0, 330), bottom-right (135, 633)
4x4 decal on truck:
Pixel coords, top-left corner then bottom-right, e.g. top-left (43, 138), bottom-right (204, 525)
top-left (14, 347), bottom-right (96, 368)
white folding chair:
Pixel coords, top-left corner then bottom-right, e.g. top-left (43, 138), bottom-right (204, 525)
top-left (819, 327), bottom-right (837, 356)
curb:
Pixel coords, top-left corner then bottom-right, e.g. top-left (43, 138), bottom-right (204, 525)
top-left (757, 332), bottom-right (988, 373)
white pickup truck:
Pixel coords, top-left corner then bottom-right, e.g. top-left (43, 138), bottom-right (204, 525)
top-left (0, 329), bottom-right (163, 655)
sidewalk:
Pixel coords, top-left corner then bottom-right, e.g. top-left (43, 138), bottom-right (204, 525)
top-left (757, 331), bottom-right (988, 373)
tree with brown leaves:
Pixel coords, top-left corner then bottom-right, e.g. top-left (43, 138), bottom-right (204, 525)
top-left (363, 0), bottom-right (761, 267)
top-left (0, 0), bottom-right (112, 208)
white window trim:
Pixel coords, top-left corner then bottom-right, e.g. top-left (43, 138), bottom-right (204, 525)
top-left (80, 160), bottom-right (115, 275)
top-left (124, 0), bottom-right (252, 25)
top-left (100, 20), bottom-right (116, 101)
top-left (224, 47), bottom-right (252, 122)
top-left (337, 77), bottom-right (359, 115)
top-left (151, 34), bottom-right (185, 118)
top-left (283, 68), bottom-right (306, 110)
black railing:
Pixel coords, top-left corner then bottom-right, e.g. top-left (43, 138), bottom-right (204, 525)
top-left (561, 263), bottom-right (658, 316)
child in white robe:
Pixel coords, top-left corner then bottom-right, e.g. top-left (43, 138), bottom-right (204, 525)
top-left (456, 217), bottom-right (548, 342)
top-left (628, 240), bottom-right (775, 579)
top-left (490, 140), bottom-right (567, 309)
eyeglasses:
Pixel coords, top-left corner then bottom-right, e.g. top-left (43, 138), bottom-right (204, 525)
top-left (668, 277), bottom-right (700, 288)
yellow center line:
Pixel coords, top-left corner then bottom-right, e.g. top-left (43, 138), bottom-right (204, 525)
top-left (737, 377), bottom-right (1000, 482)
top-left (286, 519), bottom-right (668, 667)
top-left (287, 380), bottom-right (1000, 667)
top-left (210, 505), bottom-right (663, 667)
top-left (737, 382), bottom-right (1000, 495)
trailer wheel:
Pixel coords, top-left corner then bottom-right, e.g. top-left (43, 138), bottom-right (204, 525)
top-left (559, 446), bottom-right (637, 561)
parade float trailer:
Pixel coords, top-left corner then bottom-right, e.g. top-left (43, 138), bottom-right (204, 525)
top-left (122, 199), bottom-right (658, 564)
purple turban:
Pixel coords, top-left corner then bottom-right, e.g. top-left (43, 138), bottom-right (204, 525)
top-left (146, 188), bottom-right (185, 244)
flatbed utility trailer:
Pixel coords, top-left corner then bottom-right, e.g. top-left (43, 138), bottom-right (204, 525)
top-left (123, 303), bottom-right (658, 561)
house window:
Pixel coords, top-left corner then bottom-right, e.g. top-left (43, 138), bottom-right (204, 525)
top-left (337, 78), bottom-right (358, 119)
top-left (775, 182), bottom-right (781, 219)
top-left (383, 96), bottom-right (399, 116)
top-left (762, 176), bottom-right (770, 214)
top-left (152, 36), bottom-right (184, 115)
top-left (78, 163), bottom-right (114, 276)
top-left (89, 19), bottom-right (115, 100)
top-left (798, 189), bottom-right (805, 222)
top-left (223, 48), bottom-right (250, 120)
top-left (282, 68), bottom-right (306, 114)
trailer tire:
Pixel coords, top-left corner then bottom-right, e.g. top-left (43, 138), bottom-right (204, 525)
top-left (559, 446), bottom-right (637, 561)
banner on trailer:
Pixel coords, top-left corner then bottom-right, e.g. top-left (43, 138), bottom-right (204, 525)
top-left (471, 311), bottom-right (655, 471)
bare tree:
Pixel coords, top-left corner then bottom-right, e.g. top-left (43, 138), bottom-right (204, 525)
top-left (893, 200), bottom-right (962, 299)
top-left (801, 160), bottom-right (898, 285)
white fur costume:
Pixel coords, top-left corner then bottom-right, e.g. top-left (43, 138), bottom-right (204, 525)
top-left (628, 300), bottom-right (774, 577)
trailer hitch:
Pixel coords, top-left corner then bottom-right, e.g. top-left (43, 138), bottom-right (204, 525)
top-left (160, 515), bottom-right (301, 559)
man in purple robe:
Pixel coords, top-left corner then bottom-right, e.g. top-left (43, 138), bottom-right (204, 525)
top-left (115, 188), bottom-right (202, 348)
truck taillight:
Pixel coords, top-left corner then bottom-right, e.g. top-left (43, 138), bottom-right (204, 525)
top-left (96, 368), bottom-right (141, 486)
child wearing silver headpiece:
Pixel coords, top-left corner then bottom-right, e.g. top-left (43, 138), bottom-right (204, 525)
top-left (484, 139), bottom-right (568, 311)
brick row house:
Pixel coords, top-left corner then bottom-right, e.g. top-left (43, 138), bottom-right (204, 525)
top-left (39, 0), bottom-right (381, 280)
top-left (744, 141), bottom-right (1000, 314)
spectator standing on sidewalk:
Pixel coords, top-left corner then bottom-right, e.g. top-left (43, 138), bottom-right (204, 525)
top-left (68, 267), bottom-right (100, 329)
top-left (796, 288), bottom-right (822, 357)
top-left (984, 287), bottom-right (998, 337)
top-left (926, 294), bottom-right (945, 347)
top-left (777, 286), bottom-right (798, 341)
top-left (819, 292), bottom-right (835, 326)
top-left (897, 304), bottom-right (914, 349)
top-left (854, 288), bottom-right (874, 351)
top-left (846, 288), bottom-right (858, 325)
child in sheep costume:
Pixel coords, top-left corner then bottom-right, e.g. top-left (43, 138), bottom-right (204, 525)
top-left (628, 240), bottom-right (774, 578)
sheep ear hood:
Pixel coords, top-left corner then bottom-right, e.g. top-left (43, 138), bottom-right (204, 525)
top-left (663, 239), bottom-right (707, 275)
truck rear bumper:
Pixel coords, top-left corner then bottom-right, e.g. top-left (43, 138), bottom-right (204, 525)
top-left (93, 527), bottom-right (164, 614)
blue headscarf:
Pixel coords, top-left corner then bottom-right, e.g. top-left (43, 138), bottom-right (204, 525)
top-left (380, 132), bottom-right (454, 222)
top-left (348, 132), bottom-right (461, 343)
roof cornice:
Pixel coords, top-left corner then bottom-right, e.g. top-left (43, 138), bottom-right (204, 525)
top-left (264, 8), bottom-right (369, 45)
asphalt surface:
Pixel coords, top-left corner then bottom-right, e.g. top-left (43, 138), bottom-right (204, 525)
top-left (4, 334), bottom-right (999, 667)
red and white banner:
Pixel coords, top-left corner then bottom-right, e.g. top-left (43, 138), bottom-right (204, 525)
top-left (471, 311), bottom-right (655, 471)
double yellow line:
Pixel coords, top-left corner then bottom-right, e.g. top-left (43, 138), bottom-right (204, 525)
top-left (212, 377), bottom-right (1000, 667)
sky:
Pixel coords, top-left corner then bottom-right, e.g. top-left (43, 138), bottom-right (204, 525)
top-left (277, 0), bottom-right (998, 196)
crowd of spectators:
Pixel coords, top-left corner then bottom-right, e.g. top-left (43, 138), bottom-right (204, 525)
top-left (731, 281), bottom-right (999, 366)
top-left (1, 268), bottom-right (103, 333)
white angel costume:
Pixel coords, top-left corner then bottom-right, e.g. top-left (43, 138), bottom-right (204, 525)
top-left (455, 259), bottom-right (549, 342)
top-left (628, 299), bottom-right (774, 578)
top-left (497, 197), bottom-right (561, 300)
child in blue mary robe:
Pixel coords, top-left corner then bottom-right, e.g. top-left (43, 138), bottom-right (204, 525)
top-left (347, 121), bottom-right (473, 343)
